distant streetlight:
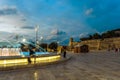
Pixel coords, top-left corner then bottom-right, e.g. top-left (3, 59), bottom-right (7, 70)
top-left (22, 38), bottom-right (26, 42)
top-left (57, 41), bottom-right (59, 44)
top-left (39, 36), bottom-right (43, 44)
top-left (40, 36), bottom-right (43, 40)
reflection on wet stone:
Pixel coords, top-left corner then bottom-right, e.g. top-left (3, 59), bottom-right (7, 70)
top-left (0, 52), bottom-right (120, 80)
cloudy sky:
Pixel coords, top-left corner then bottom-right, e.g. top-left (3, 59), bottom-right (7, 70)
top-left (0, 0), bottom-right (120, 44)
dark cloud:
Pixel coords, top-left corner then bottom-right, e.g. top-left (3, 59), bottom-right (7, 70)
top-left (21, 26), bottom-right (34, 29)
top-left (45, 29), bottom-right (69, 45)
top-left (45, 34), bottom-right (69, 45)
top-left (58, 31), bottom-right (67, 35)
top-left (0, 6), bottom-right (18, 16)
top-left (21, 18), bottom-right (27, 21)
top-left (51, 29), bottom-right (67, 35)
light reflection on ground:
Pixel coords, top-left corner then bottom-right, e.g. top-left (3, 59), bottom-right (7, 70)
top-left (0, 51), bottom-right (120, 80)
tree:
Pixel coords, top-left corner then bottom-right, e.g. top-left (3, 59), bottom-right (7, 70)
top-left (48, 42), bottom-right (58, 51)
top-left (92, 33), bottom-right (101, 39)
top-left (101, 31), bottom-right (114, 38)
top-left (88, 35), bottom-right (93, 39)
top-left (80, 28), bottom-right (120, 41)
top-left (40, 43), bottom-right (48, 51)
top-left (80, 37), bottom-right (89, 41)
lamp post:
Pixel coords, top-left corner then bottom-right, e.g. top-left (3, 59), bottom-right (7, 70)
top-left (22, 38), bottom-right (26, 43)
top-left (40, 36), bottom-right (43, 43)
top-left (15, 34), bottom-right (18, 42)
top-left (35, 25), bottom-right (39, 46)
top-left (14, 26), bottom-right (19, 42)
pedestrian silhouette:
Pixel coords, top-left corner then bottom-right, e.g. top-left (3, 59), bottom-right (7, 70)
top-left (62, 46), bottom-right (67, 58)
top-left (28, 56), bottom-right (31, 64)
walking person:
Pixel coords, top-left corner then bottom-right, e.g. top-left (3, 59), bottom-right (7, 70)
top-left (28, 56), bottom-right (31, 64)
top-left (63, 46), bottom-right (67, 58)
top-left (63, 50), bottom-right (66, 58)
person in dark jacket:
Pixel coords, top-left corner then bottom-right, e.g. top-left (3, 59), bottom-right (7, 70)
top-left (62, 46), bottom-right (67, 58)
top-left (28, 56), bottom-right (31, 64)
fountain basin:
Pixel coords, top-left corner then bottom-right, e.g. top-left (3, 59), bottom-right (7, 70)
top-left (0, 54), bottom-right (61, 68)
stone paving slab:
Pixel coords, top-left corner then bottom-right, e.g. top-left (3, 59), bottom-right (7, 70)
top-left (0, 51), bottom-right (120, 80)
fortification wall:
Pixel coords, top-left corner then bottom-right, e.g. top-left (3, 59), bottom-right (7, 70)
top-left (70, 37), bottom-right (120, 52)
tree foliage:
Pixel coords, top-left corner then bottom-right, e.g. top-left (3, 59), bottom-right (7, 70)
top-left (80, 28), bottom-right (120, 41)
top-left (48, 42), bottom-right (58, 51)
top-left (39, 43), bottom-right (48, 51)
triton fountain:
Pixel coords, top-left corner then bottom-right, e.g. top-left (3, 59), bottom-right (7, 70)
top-left (0, 40), bottom-right (61, 69)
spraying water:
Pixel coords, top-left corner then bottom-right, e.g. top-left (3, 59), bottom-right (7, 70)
top-left (0, 39), bottom-right (48, 57)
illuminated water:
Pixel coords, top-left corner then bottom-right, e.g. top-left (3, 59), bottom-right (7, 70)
top-left (0, 41), bottom-right (49, 57)
top-left (0, 48), bottom-right (21, 56)
top-left (0, 48), bottom-right (49, 57)
top-left (20, 52), bottom-right (49, 56)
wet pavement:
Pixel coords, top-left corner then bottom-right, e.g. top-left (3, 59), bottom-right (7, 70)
top-left (0, 51), bottom-right (120, 80)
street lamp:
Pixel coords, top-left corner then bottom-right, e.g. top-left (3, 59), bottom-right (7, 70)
top-left (22, 38), bottom-right (26, 42)
top-left (40, 36), bottom-right (43, 41)
top-left (35, 25), bottom-right (39, 45)
top-left (39, 36), bottom-right (43, 44)
top-left (40, 36), bottom-right (43, 40)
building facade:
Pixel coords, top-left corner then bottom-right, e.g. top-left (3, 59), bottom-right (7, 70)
top-left (69, 37), bottom-right (120, 52)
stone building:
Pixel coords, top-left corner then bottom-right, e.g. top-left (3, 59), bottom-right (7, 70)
top-left (69, 37), bottom-right (120, 52)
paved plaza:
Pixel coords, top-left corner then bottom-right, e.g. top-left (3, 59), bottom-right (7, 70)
top-left (0, 51), bottom-right (120, 80)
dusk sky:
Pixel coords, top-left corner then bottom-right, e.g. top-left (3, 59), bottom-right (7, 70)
top-left (0, 0), bottom-right (120, 44)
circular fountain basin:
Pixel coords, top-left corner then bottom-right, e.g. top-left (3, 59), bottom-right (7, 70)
top-left (0, 41), bottom-right (62, 70)
top-left (0, 53), bottom-right (61, 69)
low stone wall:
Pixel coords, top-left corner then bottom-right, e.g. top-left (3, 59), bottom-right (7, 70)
top-left (71, 37), bottom-right (120, 52)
